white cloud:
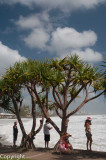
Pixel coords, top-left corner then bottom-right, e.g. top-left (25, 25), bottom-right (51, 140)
top-left (0, 0), bottom-right (105, 12)
top-left (16, 15), bottom-right (42, 30)
top-left (71, 48), bottom-right (103, 62)
top-left (33, 0), bottom-right (106, 12)
top-left (0, 41), bottom-right (26, 75)
top-left (15, 12), bottom-right (49, 30)
top-left (24, 28), bottom-right (50, 49)
top-left (55, 48), bottom-right (103, 62)
top-left (50, 27), bottom-right (97, 52)
top-left (16, 16), bottom-right (102, 62)
top-left (15, 13), bottom-right (51, 49)
top-left (15, 13), bottom-right (102, 62)
top-left (49, 27), bottom-right (103, 62)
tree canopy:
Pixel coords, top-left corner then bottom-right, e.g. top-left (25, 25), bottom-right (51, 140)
top-left (0, 55), bottom-right (106, 146)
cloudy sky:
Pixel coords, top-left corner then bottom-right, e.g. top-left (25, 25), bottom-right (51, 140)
top-left (0, 0), bottom-right (106, 114)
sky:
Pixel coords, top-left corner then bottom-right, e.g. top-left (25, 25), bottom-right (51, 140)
top-left (0, 0), bottom-right (106, 114)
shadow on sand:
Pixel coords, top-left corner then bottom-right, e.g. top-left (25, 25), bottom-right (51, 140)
top-left (52, 149), bottom-right (106, 160)
top-left (0, 145), bottom-right (106, 160)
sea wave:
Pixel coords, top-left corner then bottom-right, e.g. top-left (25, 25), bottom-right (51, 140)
top-left (0, 115), bottom-right (106, 152)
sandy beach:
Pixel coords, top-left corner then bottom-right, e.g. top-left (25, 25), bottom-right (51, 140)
top-left (0, 144), bottom-right (106, 160)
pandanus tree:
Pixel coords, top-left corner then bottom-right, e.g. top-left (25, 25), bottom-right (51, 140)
top-left (40, 55), bottom-right (106, 136)
top-left (0, 79), bottom-right (16, 114)
top-left (15, 59), bottom-right (61, 135)
top-left (0, 75), bottom-right (27, 145)
top-left (101, 58), bottom-right (106, 78)
top-left (18, 55), bottom-right (106, 141)
top-left (0, 55), bottom-right (105, 149)
top-left (21, 60), bottom-right (62, 135)
top-left (100, 58), bottom-right (106, 97)
top-left (0, 62), bottom-right (44, 149)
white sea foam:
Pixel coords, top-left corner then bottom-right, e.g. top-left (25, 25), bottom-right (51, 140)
top-left (0, 115), bottom-right (106, 152)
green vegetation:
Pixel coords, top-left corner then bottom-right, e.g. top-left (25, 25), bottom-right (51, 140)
top-left (0, 158), bottom-right (32, 160)
top-left (0, 55), bottom-right (105, 148)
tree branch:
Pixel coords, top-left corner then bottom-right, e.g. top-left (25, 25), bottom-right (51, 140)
top-left (66, 89), bottom-right (88, 118)
top-left (27, 86), bottom-right (37, 133)
top-left (53, 87), bottom-right (62, 109)
top-left (34, 115), bottom-right (44, 135)
top-left (53, 103), bottom-right (63, 119)
top-left (46, 87), bottom-right (49, 110)
top-left (12, 97), bottom-right (27, 136)
top-left (19, 99), bottom-right (23, 113)
top-left (34, 86), bottom-right (61, 135)
top-left (66, 85), bottom-right (84, 109)
top-left (0, 104), bottom-right (16, 114)
top-left (85, 91), bottom-right (104, 103)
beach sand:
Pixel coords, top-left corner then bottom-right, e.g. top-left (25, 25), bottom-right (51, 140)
top-left (0, 145), bottom-right (106, 160)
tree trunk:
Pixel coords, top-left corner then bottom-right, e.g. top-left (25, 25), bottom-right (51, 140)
top-left (54, 110), bottom-right (73, 152)
top-left (34, 87), bottom-right (61, 135)
top-left (31, 96), bottom-right (36, 133)
top-left (20, 133), bottom-right (35, 149)
top-left (61, 110), bottom-right (69, 134)
top-left (12, 98), bottom-right (36, 149)
top-left (12, 98), bottom-right (26, 136)
top-left (20, 116), bottom-right (44, 149)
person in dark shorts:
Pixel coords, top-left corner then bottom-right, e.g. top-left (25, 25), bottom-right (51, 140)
top-left (84, 117), bottom-right (92, 151)
top-left (13, 121), bottom-right (18, 147)
top-left (43, 120), bottom-right (52, 148)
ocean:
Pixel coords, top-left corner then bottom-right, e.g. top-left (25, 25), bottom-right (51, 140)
top-left (0, 115), bottom-right (106, 152)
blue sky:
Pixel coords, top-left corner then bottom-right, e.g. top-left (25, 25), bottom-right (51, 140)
top-left (0, 0), bottom-right (106, 114)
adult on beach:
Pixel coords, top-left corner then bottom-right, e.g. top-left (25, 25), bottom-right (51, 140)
top-left (59, 133), bottom-right (72, 154)
top-left (13, 121), bottom-right (18, 147)
top-left (84, 117), bottom-right (92, 151)
top-left (43, 119), bottom-right (53, 148)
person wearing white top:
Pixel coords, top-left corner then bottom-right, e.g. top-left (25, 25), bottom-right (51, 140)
top-left (43, 120), bottom-right (52, 148)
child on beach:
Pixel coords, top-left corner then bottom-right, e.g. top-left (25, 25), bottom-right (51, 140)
top-left (13, 121), bottom-right (18, 147)
top-left (84, 117), bottom-right (92, 151)
top-left (43, 119), bottom-right (52, 148)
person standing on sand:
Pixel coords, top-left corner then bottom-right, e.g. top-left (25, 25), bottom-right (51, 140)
top-left (43, 120), bottom-right (52, 148)
top-left (13, 121), bottom-right (18, 147)
top-left (84, 117), bottom-right (92, 151)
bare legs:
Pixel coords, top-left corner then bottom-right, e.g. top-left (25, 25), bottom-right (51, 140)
top-left (13, 140), bottom-right (16, 146)
top-left (13, 140), bottom-right (17, 147)
top-left (86, 137), bottom-right (92, 151)
top-left (45, 141), bottom-right (49, 148)
top-left (90, 138), bottom-right (92, 151)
